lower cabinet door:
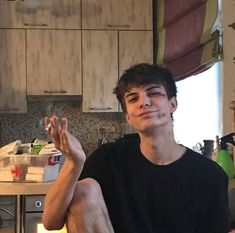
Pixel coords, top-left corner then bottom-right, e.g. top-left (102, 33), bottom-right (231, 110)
top-left (24, 212), bottom-right (42, 233)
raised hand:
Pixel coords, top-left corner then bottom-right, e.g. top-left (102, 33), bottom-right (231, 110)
top-left (44, 115), bottom-right (86, 167)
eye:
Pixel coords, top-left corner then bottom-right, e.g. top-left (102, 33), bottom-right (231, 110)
top-left (148, 89), bottom-right (166, 97)
top-left (149, 91), bottom-right (162, 96)
top-left (127, 96), bottom-right (138, 103)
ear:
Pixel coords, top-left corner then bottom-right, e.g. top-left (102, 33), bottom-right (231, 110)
top-left (125, 113), bottom-right (130, 123)
top-left (170, 97), bottom-right (178, 113)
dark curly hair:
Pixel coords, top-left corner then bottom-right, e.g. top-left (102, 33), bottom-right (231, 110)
top-left (113, 63), bottom-right (177, 113)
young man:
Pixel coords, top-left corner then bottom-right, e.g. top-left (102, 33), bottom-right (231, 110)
top-left (43, 63), bottom-right (229, 233)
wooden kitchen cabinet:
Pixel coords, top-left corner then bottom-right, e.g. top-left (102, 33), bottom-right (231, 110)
top-left (0, 1), bottom-right (16, 28)
top-left (81, 0), bottom-right (153, 112)
top-left (118, 30), bottom-right (153, 111)
top-left (82, 30), bottom-right (153, 112)
top-left (0, 0), bottom-right (81, 29)
top-left (82, 0), bottom-right (152, 30)
top-left (0, 29), bottom-right (27, 113)
top-left (27, 29), bottom-right (82, 96)
top-left (82, 30), bottom-right (119, 112)
top-left (0, 0), bottom-right (153, 113)
top-left (119, 30), bottom-right (153, 77)
top-left (222, 0), bottom-right (235, 133)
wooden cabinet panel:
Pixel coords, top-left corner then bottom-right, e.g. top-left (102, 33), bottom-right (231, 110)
top-left (119, 31), bottom-right (153, 76)
top-left (27, 30), bottom-right (82, 96)
top-left (82, 0), bottom-right (152, 30)
top-left (0, 1), bottom-right (153, 113)
top-left (222, 0), bottom-right (235, 133)
top-left (118, 31), bottom-right (153, 112)
top-left (82, 30), bottom-right (153, 112)
top-left (0, 29), bottom-right (27, 113)
top-left (0, 1), bottom-right (17, 28)
top-left (82, 30), bottom-right (119, 112)
top-left (0, 0), bottom-right (81, 29)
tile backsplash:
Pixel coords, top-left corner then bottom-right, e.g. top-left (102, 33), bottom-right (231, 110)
top-left (0, 101), bottom-right (125, 156)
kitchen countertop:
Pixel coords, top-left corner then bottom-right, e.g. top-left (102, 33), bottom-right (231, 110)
top-left (0, 182), bottom-right (53, 195)
top-left (0, 180), bottom-right (234, 194)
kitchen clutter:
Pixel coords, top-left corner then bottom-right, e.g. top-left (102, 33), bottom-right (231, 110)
top-left (194, 132), bottom-right (235, 180)
top-left (195, 139), bottom-right (215, 159)
top-left (97, 126), bottom-right (116, 147)
top-left (0, 139), bottom-right (62, 183)
top-left (216, 133), bottom-right (235, 179)
top-left (97, 123), bottom-right (137, 147)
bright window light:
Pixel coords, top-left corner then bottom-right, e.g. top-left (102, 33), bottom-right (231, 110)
top-left (174, 62), bottom-right (222, 149)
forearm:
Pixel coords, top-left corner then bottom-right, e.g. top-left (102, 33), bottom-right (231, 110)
top-left (43, 158), bottom-right (84, 230)
top-left (43, 115), bottom-right (87, 229)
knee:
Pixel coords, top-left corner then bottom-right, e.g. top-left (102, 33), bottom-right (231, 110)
top-left (69, 178), bottom-right (103, 212)
top-left (75, 177), bottom-right (102, 199)
top-left (66, 178), bottom-right (112, 233)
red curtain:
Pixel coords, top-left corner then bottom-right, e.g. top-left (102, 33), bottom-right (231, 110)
top-left (154, 0), bottom-right (222, 81)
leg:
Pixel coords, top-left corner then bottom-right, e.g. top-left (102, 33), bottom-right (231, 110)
top-left (66, 178), bottom-right (114, 233)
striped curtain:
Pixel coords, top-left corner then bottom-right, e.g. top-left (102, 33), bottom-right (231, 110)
top-left (154, 0), bottom-right (222, 81)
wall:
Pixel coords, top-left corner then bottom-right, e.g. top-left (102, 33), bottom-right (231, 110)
top-left (0, 101), bottom-right (125, 156)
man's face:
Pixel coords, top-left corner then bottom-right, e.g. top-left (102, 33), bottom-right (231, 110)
top-left (124, 84), bottom-right (177, 133)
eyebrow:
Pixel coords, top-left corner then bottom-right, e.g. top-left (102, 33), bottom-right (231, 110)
top-left (125, 85), bottom-right (162, 99)
top-left (145, 85), bottom-right (162, 92)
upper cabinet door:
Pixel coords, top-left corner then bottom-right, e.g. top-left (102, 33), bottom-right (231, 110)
top-left (0, 29), bottom-right (27, 113)
top-left (27, 30), bottom-right (82, 96)
top-left (119, 31), bottom-right (153, 76)
top-left (82, 30), bottom-right (118, 112)
top-left (118, 31), bottom-right (153, 112)
top-left (82, 0), bottom-right (152, 30)
top-left (0, 0), bottom-right (81, 29)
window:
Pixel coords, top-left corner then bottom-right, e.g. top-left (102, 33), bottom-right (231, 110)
top-left (173, 62), bottom-right (222, 148)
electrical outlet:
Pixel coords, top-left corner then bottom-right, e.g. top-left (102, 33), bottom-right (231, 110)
top-left (98, 126), bottom-right (116, 133)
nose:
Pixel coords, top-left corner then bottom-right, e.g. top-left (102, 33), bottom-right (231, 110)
top-left (139, 93), bottom-right (151, 108)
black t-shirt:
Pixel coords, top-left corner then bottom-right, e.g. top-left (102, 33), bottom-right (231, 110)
top-left (80, 138), bottom-right (230, 233)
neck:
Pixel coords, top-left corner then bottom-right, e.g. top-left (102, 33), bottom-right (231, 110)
top-left (139, 130), bottom-right (185, 165)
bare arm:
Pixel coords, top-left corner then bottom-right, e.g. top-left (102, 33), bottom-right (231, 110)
top-left (42, 116), bottom-right (86, 230)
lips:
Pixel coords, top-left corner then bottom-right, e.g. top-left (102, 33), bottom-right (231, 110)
top-left (137, 110), bottom-right (158, 117)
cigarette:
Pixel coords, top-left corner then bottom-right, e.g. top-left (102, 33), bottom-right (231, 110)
top-left (45, 123), bottom-right (52, 131)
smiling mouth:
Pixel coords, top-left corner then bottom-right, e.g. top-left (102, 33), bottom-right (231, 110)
top-left (138, 111), bottom-right (157, 117)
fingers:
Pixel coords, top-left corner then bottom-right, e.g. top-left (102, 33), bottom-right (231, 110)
top-left (61, 117), bottom-right (68, 131)
top-left (44, 116), bottom-right (86, 165)
top-left (44, 116), bottom-right (68, 135)
top-left (60, 130), bottom-right (70, 158)
top-left (44, 115), bottom-right (59, 133)
top-left (44, 117), bottom-right (51, 131)
top-left (44, 115), bottom-right (67, 151)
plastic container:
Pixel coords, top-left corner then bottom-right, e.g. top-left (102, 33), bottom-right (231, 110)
top-left (0, 152), bottom-right (61, 182)
top-left (216, 133), bottom-right (235, 179)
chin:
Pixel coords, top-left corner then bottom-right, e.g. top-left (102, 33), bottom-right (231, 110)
top-left (137, 120), bottom-right (170, 133)
top-left (136, 123), bottom-right (157, 133)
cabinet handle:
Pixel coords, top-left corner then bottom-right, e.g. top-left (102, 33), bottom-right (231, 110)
top-left (0, 108), bottom-right (19, 111)
top-left (107, 24), bottom-right (130, 28)
top-left (24, 23), bottom-right (48, 27)
top-left (89, 107), bottom-right (112, 110)
top-left (44, 90), bottom-right (67, 94)
top-left (35, 200), bottom-right (42, 208)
